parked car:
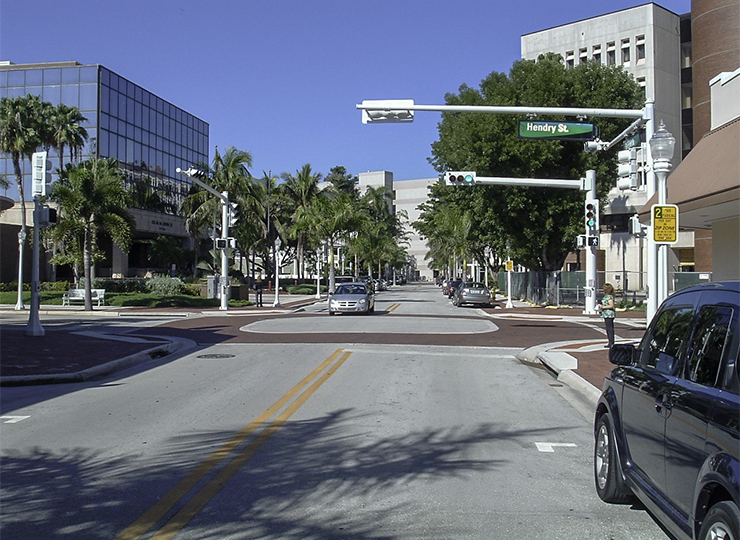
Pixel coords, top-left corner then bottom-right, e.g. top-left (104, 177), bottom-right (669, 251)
top-left (328, 282), bottom-right (375, 315)
top-left (357, 276), bottom-right (375, 292)
top-left (453, 281), bottom-right (492, 307)
top-left (444, 279), bottom-right (463, 298)
top-left (594, 281), bottom-right (739, 540)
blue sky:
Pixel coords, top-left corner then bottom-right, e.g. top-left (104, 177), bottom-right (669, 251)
top-left (1, 0), bottom-right (690, 182)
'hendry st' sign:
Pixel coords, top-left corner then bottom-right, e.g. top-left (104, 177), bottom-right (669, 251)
top-left (518, 120), bottom-right (596, 141)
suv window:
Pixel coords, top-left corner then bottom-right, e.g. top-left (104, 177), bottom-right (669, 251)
top-left (640, 306), bottom-right (694, 374)
top-left (686, 305), bottom-right (735, 387)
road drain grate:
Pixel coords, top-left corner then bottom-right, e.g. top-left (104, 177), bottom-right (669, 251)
top-left (197, 354), bottom-right (236, 359)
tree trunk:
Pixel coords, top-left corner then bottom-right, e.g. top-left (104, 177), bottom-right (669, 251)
top-left (83, 226), bottom-right (93, 311)
top-left (13, 154), bottom-right (27, 310)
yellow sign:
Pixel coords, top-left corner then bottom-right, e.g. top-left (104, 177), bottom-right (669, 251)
top-left (506, 260), bottom-right (514, 271)
top-left (652, 204), bottom-right (679, 244)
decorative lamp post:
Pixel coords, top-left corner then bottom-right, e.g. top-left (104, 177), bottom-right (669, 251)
top-left (273, 236), bottom-right (282, 307)
top-left (649, 120), bottom-right (675, 203)
top-left (648, 120), bottom-right (675, 309)
top-left (315, 247), bottom-right (322, 299)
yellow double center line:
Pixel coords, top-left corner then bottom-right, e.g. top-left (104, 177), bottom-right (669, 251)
top-left (387, 303), bottom-right (401, 312)
top-left (116, 348), bottom-right (352, 540)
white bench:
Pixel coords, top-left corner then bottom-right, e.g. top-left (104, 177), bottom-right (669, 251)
top-left (62, 288), bottom-right (106, 306)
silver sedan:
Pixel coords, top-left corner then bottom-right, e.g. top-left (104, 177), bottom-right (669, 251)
top-left (452, 281), bottom-right (492, 307)
top-left (328, 282), bottom-right (376, 315)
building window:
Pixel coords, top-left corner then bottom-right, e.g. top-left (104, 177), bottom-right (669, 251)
top-left (592, 45), bottom-right (602, 64)
top-left (681, 43), bottom-right (692, 68)
top-left (579, 48), bottom-right (588, 64)
top-left (565, 51), bottom-right (575, 69)
top-left (636, 35), bottom-right (646, 64)
top-left (607, 42), bottom-right (616, 66)
top-left (621, 38), bottom-right (631, 65)
top-left (681, 84), bottom-right (693, 109)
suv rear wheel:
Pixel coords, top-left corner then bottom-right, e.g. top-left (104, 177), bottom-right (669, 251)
top-left (594, 414), bottom-right (633, 504)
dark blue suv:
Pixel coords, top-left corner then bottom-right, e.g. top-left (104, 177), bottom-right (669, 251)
top-left (594, 282), bottom-right (739, 540)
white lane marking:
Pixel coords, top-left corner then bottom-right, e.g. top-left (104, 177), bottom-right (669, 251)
top-left (535, 442), bottom-right (577, 453)
top-left (1, 416), bottom-right (30, 424)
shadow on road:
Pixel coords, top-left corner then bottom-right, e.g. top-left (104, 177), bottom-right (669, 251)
top-left (1, 408), bottom-right (569, 539)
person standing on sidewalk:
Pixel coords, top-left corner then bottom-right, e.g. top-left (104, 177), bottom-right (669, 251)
top-left (597, 283), bottom-right (616, 348)
top-left (255, 275), bottom-right (264, 307)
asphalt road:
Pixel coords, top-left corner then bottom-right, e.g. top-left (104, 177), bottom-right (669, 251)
top-left (0, 284), bottom-right (665, 539)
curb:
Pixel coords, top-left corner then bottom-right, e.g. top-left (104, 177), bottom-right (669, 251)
top-left (517, 342), bottom-right (601, 407)
top-left (0, 338), bottom-right (190, 387)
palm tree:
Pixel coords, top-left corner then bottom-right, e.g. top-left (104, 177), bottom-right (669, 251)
top-left (304, 189), bottom-right (361, 292)
top-left (0, 94), bottom-right (52, 308)
top-left (181, 147), bottom-right (253, 277)
top-left (280, 164), bottom-right (322, 279)
top-left (48, 103), bottom-right (88, 166)
top-left (49, 158), bottom-right (135, 310)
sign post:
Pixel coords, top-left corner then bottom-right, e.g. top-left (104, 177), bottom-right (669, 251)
top-left (652, 204), bottom-right (679, 244)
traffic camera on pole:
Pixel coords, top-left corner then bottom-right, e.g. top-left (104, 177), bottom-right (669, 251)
top-left (444, 171), bottom-right (477, 186)
top-left (585, 199), bottom-right (599, 236)
top-left (617, 147), bottom-right (638, 190)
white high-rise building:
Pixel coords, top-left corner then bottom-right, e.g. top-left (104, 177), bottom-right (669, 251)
top-left (521, 3), bottom-right (691, 291)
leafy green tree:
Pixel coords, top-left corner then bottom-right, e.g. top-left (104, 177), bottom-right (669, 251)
top-left (325, 165), bottom-right (358, 196)
top-left (49, 158), bottom-right (135, 310)
top-left (428, 54), bottom-right (643, 273)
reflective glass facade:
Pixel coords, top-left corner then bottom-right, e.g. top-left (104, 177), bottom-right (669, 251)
top-left (0, 61), bottom-right (209, 215)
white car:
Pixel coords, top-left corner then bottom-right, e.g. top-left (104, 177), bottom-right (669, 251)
top-left (329, 282), bottom-right (375, 315)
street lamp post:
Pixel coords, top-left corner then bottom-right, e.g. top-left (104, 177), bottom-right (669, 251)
top-left (315, 247), bottom-right (322, 299)
top-left (273, 236), bottom-right (282, 307)
top-left (649, 120), bottom-right (676, 311)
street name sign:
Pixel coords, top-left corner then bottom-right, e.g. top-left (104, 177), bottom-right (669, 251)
top-left (652, 204), bottom-right (679, 244)
top-left (518, 120), bottom-right (596, 141)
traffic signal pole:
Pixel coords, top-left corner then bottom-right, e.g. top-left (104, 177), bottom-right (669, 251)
top-left (584, 170), bottom-right (598, 315)
top-left (358, 99), bottom-right (657, 317)
top-left (177, 167), bottom-right (230, 311)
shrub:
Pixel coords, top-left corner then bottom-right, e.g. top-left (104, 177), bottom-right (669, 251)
top-left (287, 284), bottom-right (322, 295)
top-left (183, 283), bottom-right (201, 296)
top-left (146, 277), bottom-right (185, 296)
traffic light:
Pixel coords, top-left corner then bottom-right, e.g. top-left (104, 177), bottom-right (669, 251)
top-left (585, 199), bottom-right (599, 234)
top-left (628, 214), bottom-right (646, 236)
top-left (38, 206), bottom-right (57, 227)
top-left (445, 171), bottom-right (477, 186)
top-left (587, 236), bottom-right (599, 247)
top-left (32, 151), bottom-right (52, 197)
top-left (229, 202), bottom-right (239, 227)
top-left (617, 147), bottom-right (638, 190)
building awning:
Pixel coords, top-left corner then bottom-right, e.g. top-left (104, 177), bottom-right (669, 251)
top-left (640, 118), bottom-right (740, 229)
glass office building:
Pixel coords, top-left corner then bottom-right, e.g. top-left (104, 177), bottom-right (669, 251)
top-left (0, 61), bottom-right (209, 213)
top-left (0, 61), bottom-right (209, 279)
